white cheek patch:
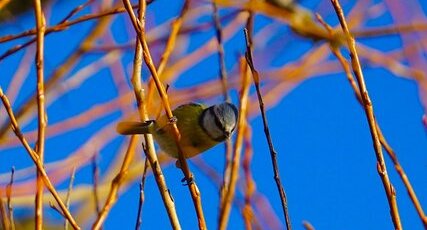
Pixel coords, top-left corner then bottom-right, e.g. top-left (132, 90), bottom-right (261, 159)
top-left (201, 109), bottom-right (225, 140)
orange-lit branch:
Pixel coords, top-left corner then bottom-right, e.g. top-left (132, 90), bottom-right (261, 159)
top-left (218, 57), bottom-right (251, 230)
top-left (92, 136), bottom-right (138, 229)
top-left (330, 1), bottom-right (402, 229)
top-left (32, 0), bottom-right (47, 228)
top-left (316, 12), bottom-right (427, 229)
top-left (0, 88), bottom-right (80, 229)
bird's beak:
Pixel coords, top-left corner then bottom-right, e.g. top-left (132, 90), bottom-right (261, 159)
top-left (224, 131), bottom-right (231, 139)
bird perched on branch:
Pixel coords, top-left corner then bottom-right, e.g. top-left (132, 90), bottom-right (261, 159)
top-left (117, 102), bottom-right (238, 158)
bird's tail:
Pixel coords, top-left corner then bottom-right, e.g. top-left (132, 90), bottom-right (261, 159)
top-left (116, 120), bottom-right (156, 135)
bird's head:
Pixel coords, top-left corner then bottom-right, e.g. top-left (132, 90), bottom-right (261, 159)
top-left (200, 102), bottom-right (239, 142)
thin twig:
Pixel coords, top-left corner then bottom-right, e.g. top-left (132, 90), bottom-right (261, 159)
top-left (64, 167), bottom-right (76, 230)
top-left (316, 12), bottom-right (427, 228)
top-left (32, 0), bottom-right (47, 228)
top-left (0, 1), bottom-right (155, 44)
top-left (330, 1), bottom-right (402, 229)
top-left (92, 136), bottom-right (138, 229)
top-left (49, 201), bottom-right (64, 217)
top-left (92, 154), bottom-right (101, 216)
top-left (302, 221), bottom-right (315, 230)
top-left (211, 0), bottom-right (234, 207)
top-left (122, 0), bottom-right (206, 228)
top-left (242, 126), bottom-right (255, 230)
top-left (87, 10), bottom-right (239, 54)
top-left (135, 158), bottom-right (149, 230)
top-left (218, 56), bottom-right (251, 230)
top-left (211, 0), bottom-right (229, 102)
top-left (58, 0), bottom-right (94, 24)
top-left (244, 24), bottom-right (292, 229)
top-left (353, 22), bottom-right (427, 39)
top-left (0, 88), bottom-right (80, 229)
top-left (6, 167), bottom-right (15, 230)
top-left (0, 1), bottom-right (121, 142)
top-left (191, 157), bottom-right (266, 230)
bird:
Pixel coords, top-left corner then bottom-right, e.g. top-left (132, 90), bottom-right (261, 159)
top-left (116, 102), bottom-right (239, 158)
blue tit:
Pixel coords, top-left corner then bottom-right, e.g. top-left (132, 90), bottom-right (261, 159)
top-left (116, 102), bottom-right (238, 158)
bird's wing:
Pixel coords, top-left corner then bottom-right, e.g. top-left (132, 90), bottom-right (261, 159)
top-left (155, 102), bottom-right (206, 129)
top-left (174, 102), bottom-right (206, 116)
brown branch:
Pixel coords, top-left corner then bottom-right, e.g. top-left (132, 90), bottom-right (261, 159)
top-left (211, 1), bottom-right (234, 205)
top-left (135, 158), bottom-right (149, 230)
top-left (6, 167), bottom-right (15, 230)
top-left (211, 0), bottom-right (229, 101)
top-left (85, 10), bottom-right (239, 54)
top-left (49, 201), bottom-right (65, 218)
top-left (92, 154), bottom-right (101, 216)
top-left (218, 56), bottom-right (251, 230)
top-left (122, 0), bottom-right (207, 228)
top-left (32, 0), bottom-right (47, 228)
top-left (244, 23), bottom-right (292, 229)
top-left (0, 1), bottom-right (119, 143)
top-left (192, 157), bottom-right (268, 229)
top-left (58, 0), bottom-right (94, 24)
top-left (316, 12), bottom-right (427, 228)
top-left (64, 167), bottom-right (76, 230)
top-left (379, 129), bottom-right (427, 227)
top-left (1, 90), bottom-right (132, 149)
top-left (242, 126), bottom-right (255, 230)
top-left (302, 221), bottom-right (315, 230)
top-left (0, 189), bottom-right (10, 230)
top-left (353, 22), bottom-right (427, 39)
top-left (0, 88), bottom-right (80, 229)
top-left (92, 135), bottom-right (138, 229)
top-left (0, 1), bottom-right (155, 44)
top-left (330, 0), bottom-right (402, 229)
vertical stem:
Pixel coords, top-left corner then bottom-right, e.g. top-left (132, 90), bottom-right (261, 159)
top-left (211, 1), bottom-right (234, 209)
top-left (32, 0), bottom-right (46, 228)
top-left (244, 20), bottom-right (292, 229)
top-left (330, 1), bottom-right (402, 229)
top-left (211, 0), bottom-right (229, 102)
top-left (242, 126), bottom-right (255, 230)
top-left (0, 88), bottom-right (80, 229)
top-left (64, 167), bottom-right (76, 230)
top-left (0, 189), bottom-right (10, 230)
top-left (134, 158), bottom-right (149, 230)
top-left (6, 167), bottom-right (15, 230)
top-left (92, 154), bottom-right (101, 215)
top-left (218, 57), bottom-right (251, 230)
top-left (92, 136), bottom-right (138, 229)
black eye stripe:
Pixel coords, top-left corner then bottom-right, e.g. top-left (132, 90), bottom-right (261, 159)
top-left (199, 108), bottom-right (224, 142)
top-left (210, 106), bottom-right (225, 131)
